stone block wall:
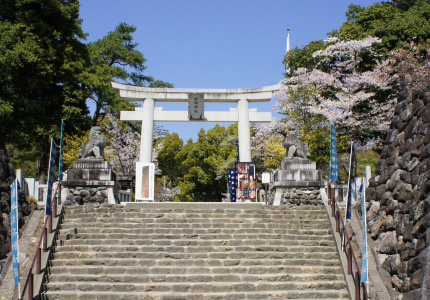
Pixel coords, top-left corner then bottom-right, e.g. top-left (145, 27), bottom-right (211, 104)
top-left (64, 186), bottom-right (109, 206)
top-left (366, 90), bottom-right (430, 299)
top-left (278, 187), bottom-right (323, 206)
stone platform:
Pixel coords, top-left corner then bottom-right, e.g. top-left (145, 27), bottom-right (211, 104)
top-left (271, 158), bottom-right (325, 206)
top-left (61, 159), bottom-right (116, 205)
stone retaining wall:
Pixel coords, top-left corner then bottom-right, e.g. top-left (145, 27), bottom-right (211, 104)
top-left (277, 187), bottom-right (323, 206)
top-left (366, 90), bottom-right (430, 299)
top-left (64, 186), bottom-right (109, 206)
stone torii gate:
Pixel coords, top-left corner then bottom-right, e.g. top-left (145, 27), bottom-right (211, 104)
top-left (112, 82), bottom-right (280, 163)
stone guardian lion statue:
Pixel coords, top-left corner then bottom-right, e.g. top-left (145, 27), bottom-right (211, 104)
top-left (79, 126), bottom-right (107, 160)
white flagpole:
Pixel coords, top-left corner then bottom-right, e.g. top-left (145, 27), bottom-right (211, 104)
top-left (285, 28), bottom-right (291, 73)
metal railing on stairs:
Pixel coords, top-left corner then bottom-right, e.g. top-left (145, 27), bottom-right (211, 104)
top-left (327, 183), bottom-right (368, 300)
top-left (19, 183), bottom-right (64, 300)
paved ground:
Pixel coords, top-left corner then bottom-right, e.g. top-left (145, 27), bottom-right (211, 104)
top-left (0, 209), bottom-right (45, 299)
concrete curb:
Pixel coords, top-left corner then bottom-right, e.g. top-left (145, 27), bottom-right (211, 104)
top-left (320, 187), bottom-right (354, 300)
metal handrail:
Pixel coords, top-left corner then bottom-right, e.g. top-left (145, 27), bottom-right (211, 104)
top-left (328, 183), bottom-right (368, 300)
top-left (20, 183), bottom-right (62, 300)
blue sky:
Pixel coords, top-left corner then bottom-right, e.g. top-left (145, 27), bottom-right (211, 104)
top-left (80, 0), bottom-right (382, 141)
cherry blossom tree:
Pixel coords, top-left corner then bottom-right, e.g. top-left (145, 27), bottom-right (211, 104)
top-left (379, 40), bottom-right (430, 95)
top-left (276, 37), bottom-right (396, 144)
top-left (103, 113), bottom-right (165, 177)
top-left (103, 114), bottom-right (140, 177)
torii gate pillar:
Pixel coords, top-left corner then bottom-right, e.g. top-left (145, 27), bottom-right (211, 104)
top-left (237, 98), bottom-right (252, 162)
top-left (140, 98), bottom-right (154, 163)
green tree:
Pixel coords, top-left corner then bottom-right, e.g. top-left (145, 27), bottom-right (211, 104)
top-left (172, 125), bottom-right (238, 202)
top-left (0, 0), bottom-right (90, 181)
top-left (84, 23), bottom-right (173, 125)
top-left (283, 40), bottom-right (327, 76)
top-left (155, 133), bottom-right (184, 187)
top-left (338, 1), bottom-right (430, 54)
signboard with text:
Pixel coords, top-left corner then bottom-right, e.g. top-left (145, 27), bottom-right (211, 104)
top-left (135, 162), bottom-right (155, 201)
top-left (236, 162), bottom-right (256, 200)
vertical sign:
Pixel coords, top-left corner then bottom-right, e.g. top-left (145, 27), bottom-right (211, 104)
top-left (360, 178), bottom-right (368, 283)
top-left (135, 162), bottom-right (155, 201)
top-left (329, 123), bottom-right (339, 182)
top-left (45, 139), bottom-right (57, 216)
top-left (227, 168), bottom-right (238, 202)
top-left (188, 94), bottom-right (204, 120)
top-left (345, 142), bottom-right (355, 220)
top-left (10, 180), bottom-right (20, 292)
top-left (236, 163), bottom-right (256, 200)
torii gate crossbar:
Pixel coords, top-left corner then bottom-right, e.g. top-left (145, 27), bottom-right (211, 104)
top-left (113, 82), bottom-right (280, 164)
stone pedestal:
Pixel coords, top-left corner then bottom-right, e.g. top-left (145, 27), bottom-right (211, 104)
top-left (271, 158), bottom-right (325, 206)
top-left (62, 159), bottom-right (117, 205)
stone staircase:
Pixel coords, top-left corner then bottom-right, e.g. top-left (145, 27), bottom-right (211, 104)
top-left (42, 203), bottom-right (350, 300)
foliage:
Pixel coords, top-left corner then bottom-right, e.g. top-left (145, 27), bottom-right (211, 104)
top-left (259, 136), bottom-right (286, 170)
top-left (356, 149), bottom-right (380, 175)
top-left (63, 128), bottom-right (90, 169)
top-left (154, 124), bottom-right (238, 202)
top-left (6, 145), bottom-right (40, 178)
top-left (379, 40), bottom-right (430, 95)
top-left (338, 1), bottom-right (430, 55)
top-left (283, 40), bottom-right (327, 76)
top-left (155, 133), bottom-right (184, 187)
top-left (277, 37), bottom-right (395, 145)
top-left (103, 114), bottom-right (140, 176)
top-left (83, 23), bottom-right (173, 125)
top-left (286, 1), bottom-right (430, 75)
top-left (174, 125), bottom-right (238, 202)
top-left (0, 0), bottom-right (89, 147)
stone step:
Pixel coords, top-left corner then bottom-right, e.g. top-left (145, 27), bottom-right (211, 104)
top-left (48, 265), bottom-right (343, 275)
top-left (47, 273), bottom-right (345, 284)
top-left (57, 232), bottom-right (333, 241)
top-left (64, 204), bottom-right (325, 213)
top-left (59, 238), bottom-right (335, 247)
top-left (51, 257), bottom-right (342, 268)
top-left (59, 227), bottom-right (332, 236)
top-left (54, 244), bottom-right (337, 253)
top-left (45, 280), bottom-right (347, 293)
top-left (53, 250), bottom-right (340, 260)
top-left (62, 217), bottom-right (329, 225)
top-left (60, 222), bottom-right (328, 230)
top-left (44, 290), bottom-right (350, 300)
top-left (44, 204), bottom-right (348, 299)
top-left (64, 211), bottom-right (328, 219)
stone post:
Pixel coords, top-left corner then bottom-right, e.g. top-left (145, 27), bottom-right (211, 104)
top-left (237, 98), bottom-right (251, 162)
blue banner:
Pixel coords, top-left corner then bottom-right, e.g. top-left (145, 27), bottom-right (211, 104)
top-left (345, 143), bottom-right (355, 220)
top-left (58, 120), bottom-right (65, 182)
top-left (10, 180), bottom-right (20, 288)
top-left (360, 180), bottom-right (368, 283)
top-left (45, 139), bottom-right (57, 216)
top-left (329, 123), bottom-right (339, 182)
top-left (227, 168), bottom-right (238, 202)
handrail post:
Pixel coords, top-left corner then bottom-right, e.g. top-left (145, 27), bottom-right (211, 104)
top-left (49, 214), bottom-right (53, 233)
top-left (43, 227), bottom-right (48, 251)
top-left (53, 199), bottom-right (57, 218)
top-left (36, 247), bottom-right (41, 274)
top-left (356, 271), bottom-right (361, 300)
top-left (335, 211), bottom-right (340, 232)
top-left (331, 197), bottom-right (335, 217)
top-left (347, 247), bottom-right (352, 275)
top-left (58, 183), bottom-right (62, 205)
top-left (28, 273), bottom-right (33, 300)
